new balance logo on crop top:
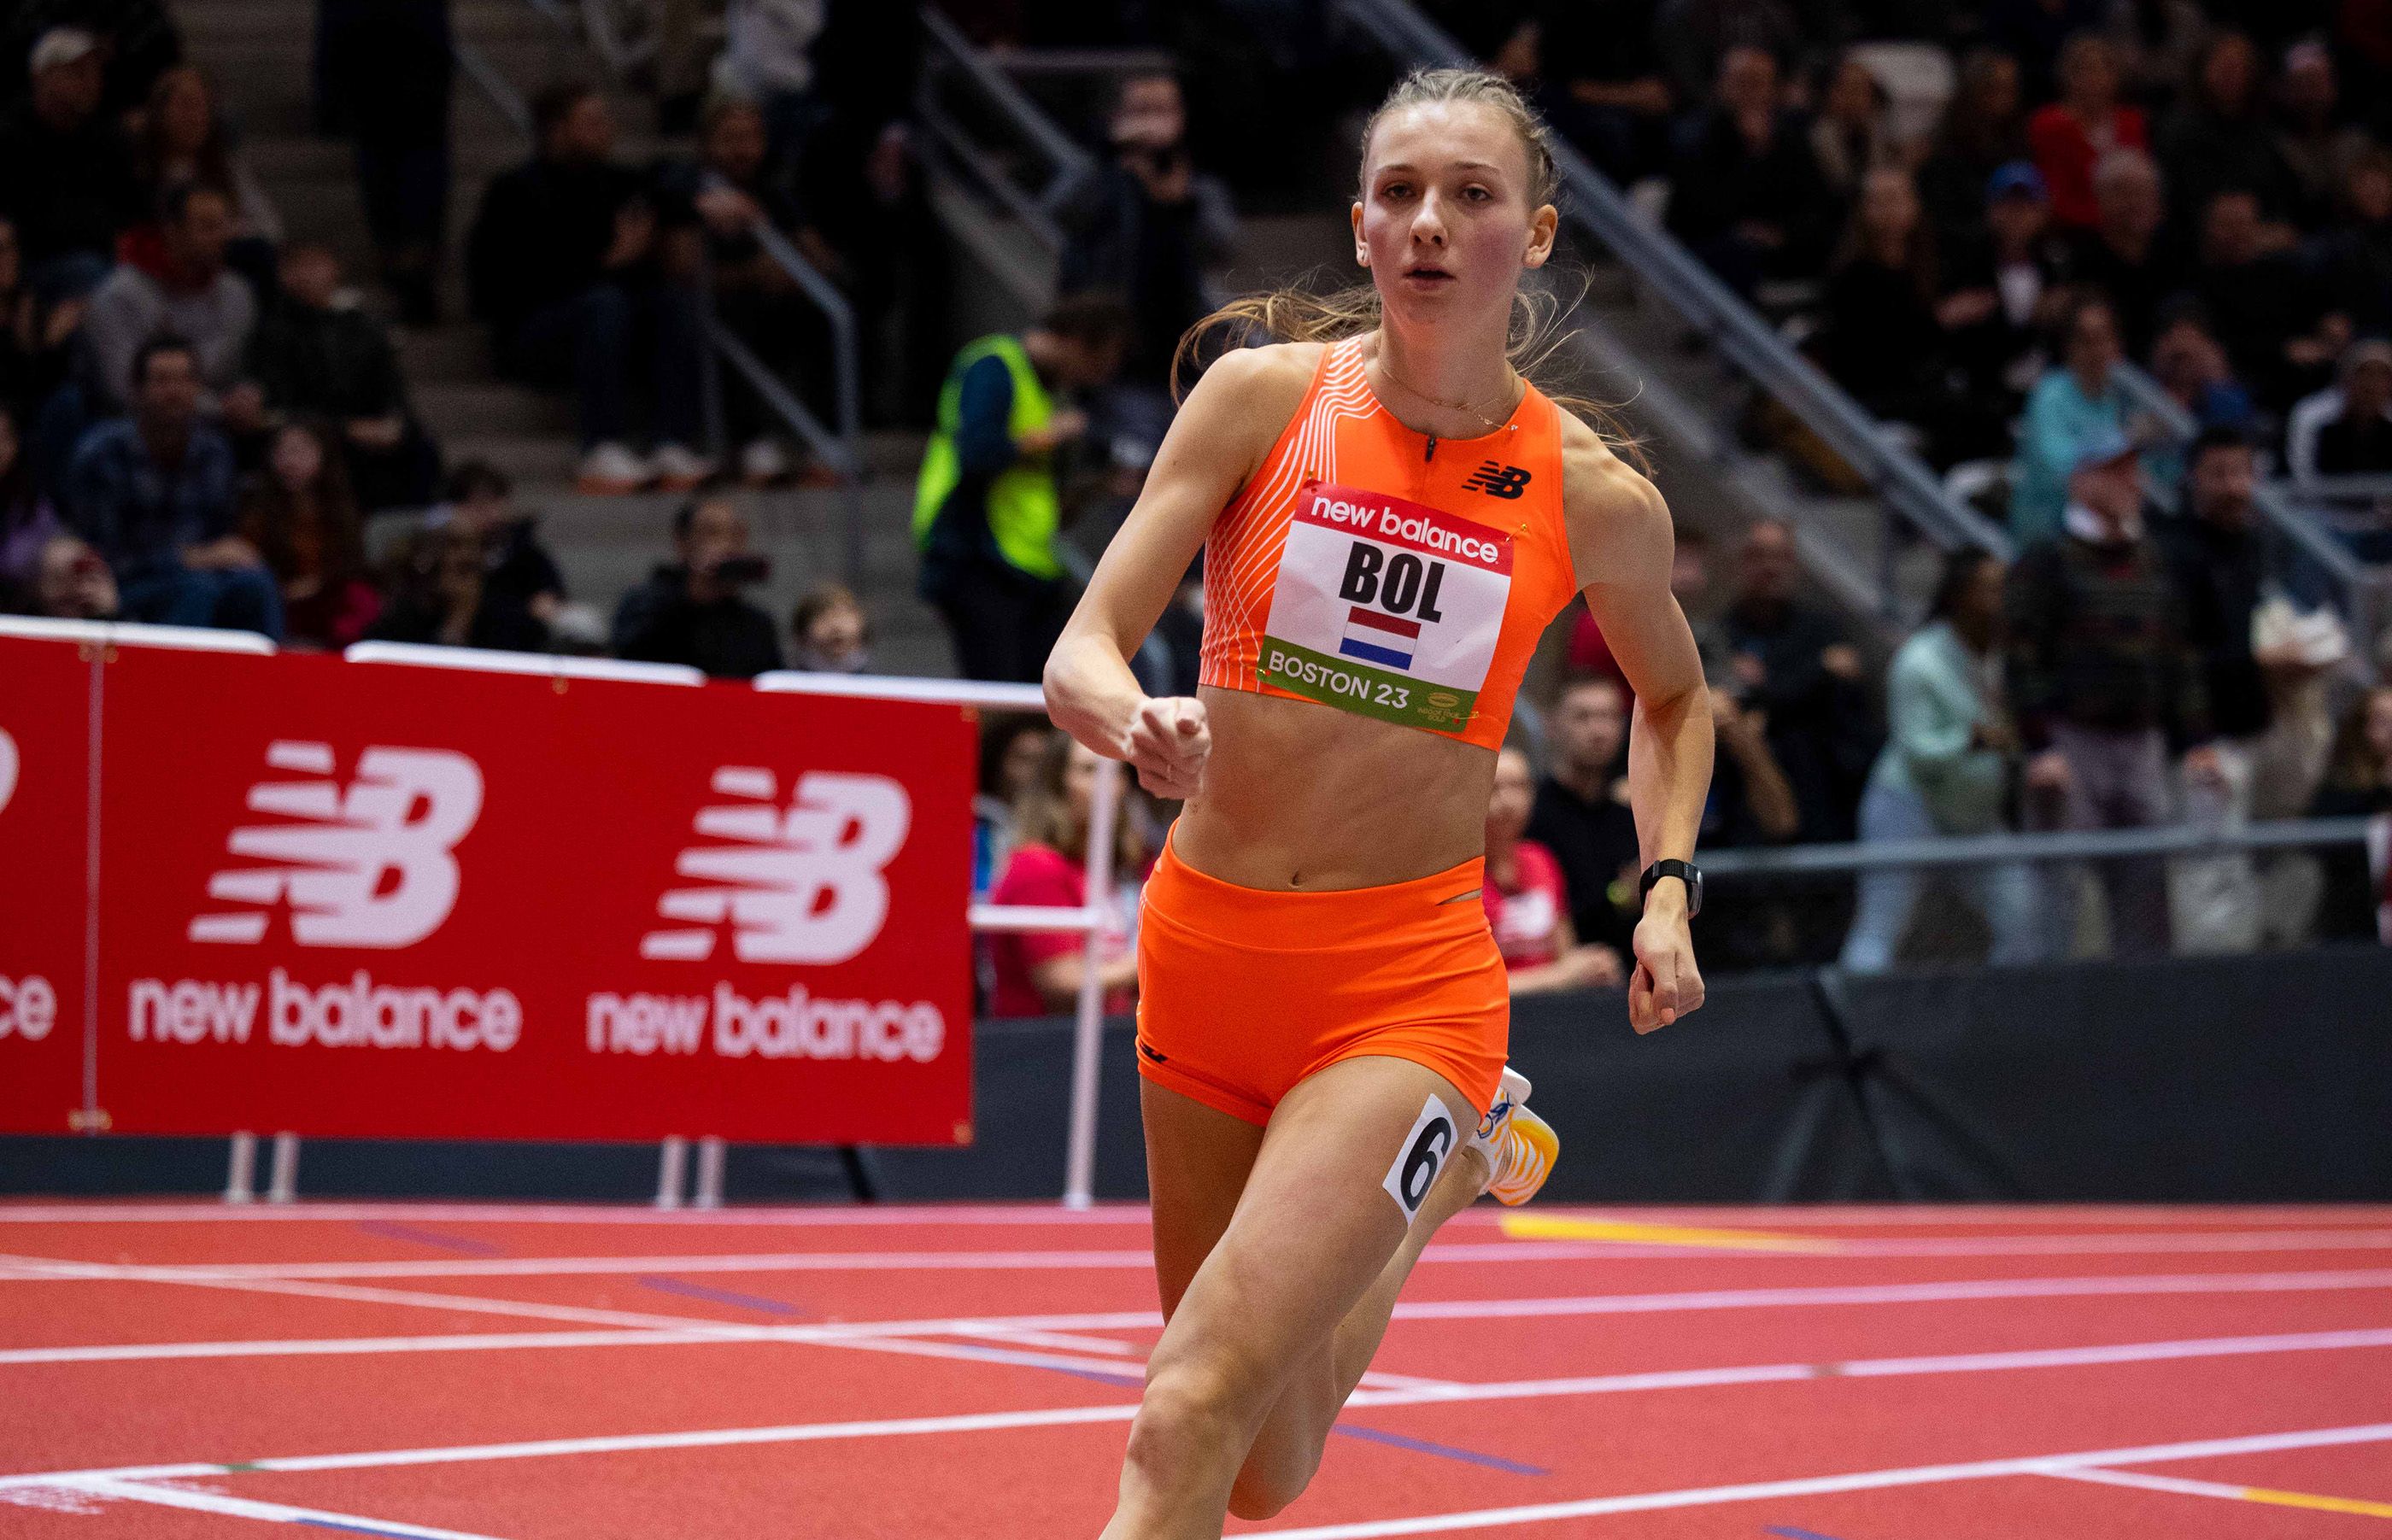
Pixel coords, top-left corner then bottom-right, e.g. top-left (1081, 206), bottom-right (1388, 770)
top-left (1463, 460), bottom-right (1532, 499)
top-left (1258, 482), bottom-right (1513, 732)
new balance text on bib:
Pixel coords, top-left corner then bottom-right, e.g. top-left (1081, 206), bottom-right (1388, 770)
top-left (1258, 480), bottom-right (1513, 733)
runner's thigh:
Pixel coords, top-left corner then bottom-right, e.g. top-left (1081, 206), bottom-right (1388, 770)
top-left (1141, 1077), bottom-right (1268, 1320)
top-left (1147, 1055), bottom-right (1477, 1385)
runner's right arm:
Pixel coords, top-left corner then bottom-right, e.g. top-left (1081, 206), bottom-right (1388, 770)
top-left (1044, 344), bottom-right (1313, 798)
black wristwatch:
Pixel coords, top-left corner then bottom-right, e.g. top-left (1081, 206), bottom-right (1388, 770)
top-left (1639, 859), bottom-right (1703, 916)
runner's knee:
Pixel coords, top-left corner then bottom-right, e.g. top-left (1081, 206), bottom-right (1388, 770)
top-left (1123, 1357), bottom-right (1259, 1480)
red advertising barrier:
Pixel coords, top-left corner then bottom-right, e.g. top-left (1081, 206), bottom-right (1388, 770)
top-left (0, 636), bottom-right (91, 1132)
top-left (0, 635), bottom-right (976, 1144)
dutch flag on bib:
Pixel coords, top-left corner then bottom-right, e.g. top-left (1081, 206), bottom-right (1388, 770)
top-left (1340, 606), bottom-right (1421, 669)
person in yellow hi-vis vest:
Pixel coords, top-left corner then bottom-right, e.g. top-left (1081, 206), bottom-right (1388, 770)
top-left (913, 296), bottom-right (1130, 682)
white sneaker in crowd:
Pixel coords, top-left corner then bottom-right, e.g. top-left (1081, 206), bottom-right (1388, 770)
top-left (738, 436), bottom-right (791, 486)
top-left (648, 442), bottom-right (717, 491)
top-left (575, 442), bottom-right (649, 495)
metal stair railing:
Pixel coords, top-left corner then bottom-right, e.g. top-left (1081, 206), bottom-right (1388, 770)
top-left (1334, 0), bottom-right (2012, 577)
top-left (914, 4), bottom-right (1093, 256)
top-left (453, 17), bottom-right (867, 583)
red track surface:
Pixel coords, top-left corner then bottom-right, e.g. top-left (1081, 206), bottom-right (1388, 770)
top-left (3, 1202), bottom-right (2389, 1537)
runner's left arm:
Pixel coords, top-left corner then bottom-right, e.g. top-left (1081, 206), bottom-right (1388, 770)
top-left (1044, 346), bottom-right (1305, 798)
top-left (1561, 420), bottom-right (1713, 1033)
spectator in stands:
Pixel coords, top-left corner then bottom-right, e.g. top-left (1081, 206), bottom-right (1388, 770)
top-left (2067, 148), bottom-right (2179, 355)
top-left (315, 0), bottom-right (451, 324)
top-left (63, 337), bottom-right (275, 636)
top-left (0, 27), bottom-right (142, 296)
top-left (0, 404), bottom-right (62, 593)
top-left (2187, 188), bottom-right (2344, 409)
top-left (2159, 32), bottom-right (2299, 226)
top-left (2310, 684), bottom-right (2392, 942)
top-left (1809, 52), bottom-right (1893, 210)
top-left (424, 460), bottom-right (566, 628)
top-left (974, 715), bottom-right (1054, 899)
top-left (0, 216), bottom-right (87, 442)
top-left (2273, 40), bottom-right (2371, 228)
top-left (1842, 548), bottom-right (2037, 973)
top-left (1918, 49), bottom-right (2029, 250)
top-left (1651, 0), bottom-right (1803, 112)
top-left (1485, 745), bottom-right (1624, 993)
top-left (1527, 674), bottom-right (1644, 961)
top-left (24, 530), bottom-right (118, 618)
top-left (236, 420), bottom-right (378, 650)
top-left (2010, 291), bottom-right (2129, 545)
top-left (1719, 516), bottom-right (1873, 842)
top-left (789, 580), bottom-right (871, 672)
top-left (986, 733), bottom-right (1146, 1017)
top-left (5, 0), bottom-right (179, 115)
top-left (247, 242), bottom-right (432, 512)
top-left (128, 66), bottom-right (278, 293)
top-left (912, 296), bottom-right (1129, 683)
top-left (711, 0), bottom-right (828, 167)
top-left (366, 520), bottom-right (546, 653)
top-left (2007, 428), bottom-right (2215, 957)
top-left (1942, 161), bottom-right (2069, 413)
top-left (610, 495), bottom-right (783, 678)
top-left (1526, 0), bottom-right (1675, 184)
top-left (2027, 34), bottom-right (2147, 231)
top-left (83, 183), bottom-right (256, 415)
top-left (1816, 167), bottom-right (1993, 466)
top-left (2313, 150), bottom-right (2392, 341)
top-left (655, 95), bottom-right (813, 486)
top-left (1697, 676), bottom-right (1805, 967)
top-left (1980, 0), bottom-right (2098, 99)
top-left (1665, 44), bottom-right (1831, 301)
top-left (2309, 337), bottom-right (2392, 476)
top-left (466, 84), bottom-right (711, 495)
top-left (2146, 305), bottom-right (2258, 440)
top-left (1056, 69), bottom-right (1235, 448)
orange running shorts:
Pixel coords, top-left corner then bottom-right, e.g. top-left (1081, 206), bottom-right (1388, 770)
top-left (1134, 831), bottom-right (1509, 1126)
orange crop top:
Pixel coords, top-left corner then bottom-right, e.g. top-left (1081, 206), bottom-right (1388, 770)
top-left (1198, 335), bottom-right (1580, 751)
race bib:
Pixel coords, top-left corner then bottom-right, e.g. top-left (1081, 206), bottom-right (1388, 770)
top-left (1257, 481), bottom-right (1513, 733)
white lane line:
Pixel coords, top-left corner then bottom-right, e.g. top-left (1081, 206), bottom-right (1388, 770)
top-left (8, 1327), bottom-right (2389, 1489)
top-left (2039, 1466), bottom-right (2278, 1502)
top-left (12, 1268), bottom-right (2392, 1369)
top-left (951, 1326), bottom-right (1140, 1356)
top-left (1248, 1422), bottom-right (2392, 1538)
top-left (49, 1476), bottom-right (514, 1539)
top-left (0, 1202), bottom-right (1153, 1227)
top-left (9, 1230), bottom-right (2392, 1282)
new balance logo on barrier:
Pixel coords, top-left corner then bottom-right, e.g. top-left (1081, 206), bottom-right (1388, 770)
top-left (190, 742), bottom-right (484, 948)
top-left (1463, 461), bottom-right (1532, 499)
top-left (0, 727), bottom-right (17, 817)
top-left (642, 767), bottom-right (912, 964)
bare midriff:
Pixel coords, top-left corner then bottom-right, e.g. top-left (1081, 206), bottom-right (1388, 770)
top-left (1169, 685), bottom-right (1495, 891)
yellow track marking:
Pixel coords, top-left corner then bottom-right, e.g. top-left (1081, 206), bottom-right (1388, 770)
top-left (1498, 1215), bottom-right (1846, 1253)
top-left (2238, 1486), bottom-right (2392, 1519)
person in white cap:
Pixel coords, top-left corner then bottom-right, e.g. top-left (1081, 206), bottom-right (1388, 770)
top-left (0, 28), bottom-right (141, 294)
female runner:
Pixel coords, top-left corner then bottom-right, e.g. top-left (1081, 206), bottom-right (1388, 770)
top-left (1044, 67), bottom-right (1715, 1538)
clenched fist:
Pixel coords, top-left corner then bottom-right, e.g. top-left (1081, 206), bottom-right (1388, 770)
top-left (1126, 696), bottom-right (1209, 800)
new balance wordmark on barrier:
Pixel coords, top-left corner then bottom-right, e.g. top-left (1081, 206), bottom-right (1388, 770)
top-left (1463, 461), bottom-right (1532, 498)
top-left (191, 743), bottom-right (484, 948)
top-left (642, 767), bottom-right (912, 964)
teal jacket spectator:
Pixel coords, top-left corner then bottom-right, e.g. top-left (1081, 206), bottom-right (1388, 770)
top-left (1867, 619), bottom-right (2008, 834)
top-left (2009, 294), bottom-right (2129, 545)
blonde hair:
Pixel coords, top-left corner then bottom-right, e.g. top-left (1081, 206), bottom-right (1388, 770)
top-left (1170, 67), bottom-right (1640, 466)
top-left (1011, 733), bottom-right (1148, 871)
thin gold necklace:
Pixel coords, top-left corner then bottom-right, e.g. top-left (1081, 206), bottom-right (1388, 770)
top-left (1371, 348), bottom-right (1523, 433)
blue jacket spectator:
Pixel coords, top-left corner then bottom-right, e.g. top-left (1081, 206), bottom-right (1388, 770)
top-left (62, 336), bottom-right (278, 638)
top-left (2008, 292), bottom-right (2129, 545)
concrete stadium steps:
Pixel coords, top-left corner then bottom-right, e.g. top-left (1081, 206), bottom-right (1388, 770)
top-left (180, 0), bottom-right (952, 673)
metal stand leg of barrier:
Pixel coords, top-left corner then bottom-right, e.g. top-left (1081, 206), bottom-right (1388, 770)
top-left (222, 1132), bottom-right (256, 1205)
top-left (266, 1133), bottom-right (299, 1204)
top-left (1060, 758), bottom-right (1123, 1210)
top-left (692, 1137), bottom-right (726, 1209)
top-left (655, 1136), bottom-right (689, 1210)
